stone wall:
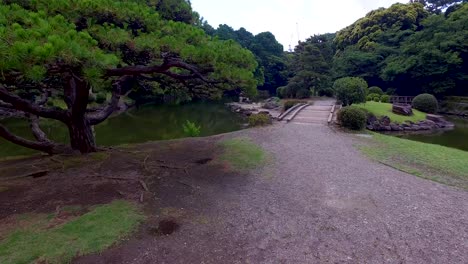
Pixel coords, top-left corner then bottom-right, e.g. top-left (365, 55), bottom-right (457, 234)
top-left (366, 114), bottom-right (454, 132)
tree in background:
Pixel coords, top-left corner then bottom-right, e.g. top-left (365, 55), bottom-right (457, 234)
top-left (0, 0), bottom-right (258, 154)
top-left (282, 34), bottom-right (335, 98)
top-left (201, 24), bottom-right (288, 96)
top-left (383, 3), bottom-right (468, 96)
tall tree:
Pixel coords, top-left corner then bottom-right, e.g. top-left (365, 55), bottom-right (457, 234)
top-left (282, 34), bottom-right (335, 98)
top-left (0, 0), bottom-right (258, 154)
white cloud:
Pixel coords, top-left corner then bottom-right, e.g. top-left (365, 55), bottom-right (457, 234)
top-left (191, 0), bottom-right (404, 50)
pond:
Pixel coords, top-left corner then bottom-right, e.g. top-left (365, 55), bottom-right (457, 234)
top-left (0, 102), bottom-right (245, 158)
top-left (399, 116), bottom-right (468, 152)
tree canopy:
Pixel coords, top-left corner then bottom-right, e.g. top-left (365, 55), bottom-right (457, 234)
top-left (201, 24), bottom-right (288, 96)
top-left (0, 0), bottom-right (258, 154)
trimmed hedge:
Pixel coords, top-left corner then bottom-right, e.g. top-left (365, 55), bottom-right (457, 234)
top-left (380, 95), bottom-right (390, 103)
top-left (337, 106), bottom-right (367, 130)
top-left (412, 94), bottom-right (438, 113)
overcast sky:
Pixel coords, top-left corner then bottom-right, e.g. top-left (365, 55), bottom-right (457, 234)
top-left (191, 0), bottom-right (404, 50)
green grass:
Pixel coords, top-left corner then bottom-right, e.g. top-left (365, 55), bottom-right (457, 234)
top-left (219, 138), bottom-right (266, 170)
top-left (0, 200), bottom-right (143, 264)
top-left (360, 133), bottom-right (468, 189)
top-left (355, 101), bottom-right (427, 123)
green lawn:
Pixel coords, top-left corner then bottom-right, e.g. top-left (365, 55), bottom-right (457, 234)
top-left (0, 200), bottom-right (143, 264)
top-left (355, 101), bottom-right (427, 123)
top-left (219, 138), bottom-right (266, 171)
top-left (360, 133), bottom-right (468, 189)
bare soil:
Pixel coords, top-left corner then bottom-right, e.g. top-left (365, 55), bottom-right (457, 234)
top-left (1, 122), bottom-right (467, 264)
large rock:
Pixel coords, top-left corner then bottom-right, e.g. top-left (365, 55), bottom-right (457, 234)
top-left (426, 114), bottom-right (446, 123)
top-left (392, 104), bottom-right (413, 116)
top-left (262, 101), bottom-right (280, 110)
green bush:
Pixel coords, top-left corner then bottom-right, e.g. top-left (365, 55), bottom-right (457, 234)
top-left (412, 93), bottom-right (438, 113)
top-left (368, 86), bottom-right (384, 95)
top-left (337, 106), bottom-right (367, 130)
top-left (276, 86), bottom-right (287, 98)
top-left (333, 77), bottom-right (367, 106)
top-left (182, 120), bottom-right (201, 137)
top-left (319, 88), bottom-right (334, 97)
top-left (95, 92), bottom-right (107, 104)
top-left (380, 95), bottom-right (390, 103)
top-left (283, 100), bottom-right (302, 111)
top-left (296, 89), bottom-right (311, 99)
top-left (248, 113), bottom-right (272, 127)
top-left (367, 93), bottom-right (380, 102)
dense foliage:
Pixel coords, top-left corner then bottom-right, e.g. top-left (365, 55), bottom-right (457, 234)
top-left (337, 106), bottom-right (367, 130)
top-left (333, 2), bottom-right (468, 97)
top-left (248, 113), bottom-right (272, 127)
top-left (282, 34), bottom-right (335, 98)
top-left (412, 94), bottom-right (439, 113)
top-left (200, 24), bottom-right (288, 96)
top-left (333, 77), bottom-right (368, 106)
top-left (0, 0), bottom-right (258, 154)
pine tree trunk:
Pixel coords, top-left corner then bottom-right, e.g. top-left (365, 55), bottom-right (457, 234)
top-left (64, 72), bottom-right (97, 154)
top-left (68, 117), bottom-right (96, 153)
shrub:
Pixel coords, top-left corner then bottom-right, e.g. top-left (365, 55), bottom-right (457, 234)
top-left (333, 77), bottom-right (367, 106)
top-left (248, 113), bottom-right (272, 127)
top-left (276, 86), bottom-right (287, 98)
top-left (368, 86), bottom-right (383, 95)
top-left (296, 89), bottom-right (311, 99)
top-left (412, 93), bottom-right (438, 113)
top-left (380, 95), bottom-right (390, 103)
top-left (283, 100), bottom-right (302, 111)
top-left (319, 88), bottom-right (334, 97)
top-left (367, 93), bottom-right (380, 102)
top-left (337, 106), bottom-right (367, 130)
top-left (95, 92), bottom-right (107, 104)
top-left (182, 120), bottom-right (201, 137)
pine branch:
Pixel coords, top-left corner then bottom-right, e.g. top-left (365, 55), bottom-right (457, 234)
top-left (0, 85), bottom-right (67, 122)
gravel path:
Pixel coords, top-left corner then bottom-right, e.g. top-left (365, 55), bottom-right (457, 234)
top-left (77, 121), bottom-right (468, 263)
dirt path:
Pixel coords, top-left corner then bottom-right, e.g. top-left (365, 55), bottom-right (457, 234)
top-left (76, 123), bottom-right (468, 264)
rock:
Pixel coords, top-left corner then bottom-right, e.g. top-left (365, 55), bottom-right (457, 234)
top-left (367, 114), bottom-right (378, 125)
top-left (412, 125), bottom-right (421, 131)
top-left (262, 101), bottom-right (280, 110)
top-left (420, 125), bottom-right (431, 130)
top-left (384, 126), bottom-right (392, 131)
top-left (426, 114), bottom-right (445, 123)
top-left (392, 104), bottom-right (413, 116)
top-left (390, 124), bottom-right (401, 131)
top-left (367, 125), bottom-right (374, 130)
top-left (381, 116), bottom-right (391, 126)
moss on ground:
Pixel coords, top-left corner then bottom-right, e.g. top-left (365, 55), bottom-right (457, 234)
top-left (359, 133), bottom-right (468, 189)
top-left (355, 102), bottom-right (426, 123)
top-left (219, 138), bottom-right (266, 171)
top-left (0, 200), bottom-right (143, 264)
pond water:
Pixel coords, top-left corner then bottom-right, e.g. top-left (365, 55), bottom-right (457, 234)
top-left (399, 116), bottom-right (468, 152)
top-left (0, 102), bottom-right (245, 158)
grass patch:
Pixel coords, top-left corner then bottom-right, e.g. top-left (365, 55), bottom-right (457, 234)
top-left (219, 138), bottom-right (266, 171)
top-left (0, 200), bottom-right (143, 264)
top-left (360, 133), bottom-right (468, 189)
top-left (355, 101), bottom-right (426, 123)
